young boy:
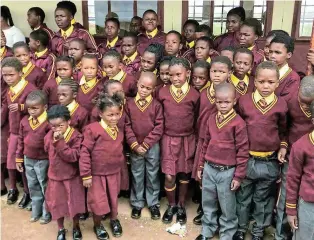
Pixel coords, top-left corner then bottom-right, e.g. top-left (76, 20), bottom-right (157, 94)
top-left (191, 60), bottom-right (211, 92)
top-left (264, 30), bottom-right (289, 61)
top-left (13, 42), bottom-right (46, 89)
top-left (196, 83), bottom-right (249, 240)
top-left (2, 57), bottom-right (37, 206)
top-left (121, 32), bottom-right (140, 76)
top-left (285, 101), bottom-right (314, 240)
top-left (27, 7), bottom-right (54, 40)
top-left (68, 38), bottom-right (86, 81)
top-left (56, 0), bottom-right (85, 29)
top-left (234, 61), bottom-right (288, 240)
top-left (1, 30), bottom-right (13, 61)
top-left (125, 72), bottom-right (164, 220)
top-left (29, 29), bottom-right (56, 81)
top-left (195, 24), bottom-right (213, 39)
top-left (220, 46), bottom-right (236, 64)
top-left (195, 36), bottom-right (220, 64)
top-left (15, 90), bottom-right (51, 223)
top-left (269, 34), bottom-right (300, 102)
top-left (138, 9), bottom-right (166, 55)
top-left (129, 16), bottom-right (143, 35)
top-left (182, 19), bottom-right (199, 50)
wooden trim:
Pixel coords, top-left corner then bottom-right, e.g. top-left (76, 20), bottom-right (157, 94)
top-left (133, 0), bottom-right (137, 16)
top-left (182, 0), bottom-right (188, 29)
top-left (108, 1), bottom-right (111, 13)
top-left (209, 1), bottom-right (214, 31)
top-left (157, 0), bottom-right (164, 31)
top-left (264, 0), bottom-right (274, 35)
top-left (82, 0), bottom-right (89, 30)
top-left (292, 0), bottom-right (311, 41)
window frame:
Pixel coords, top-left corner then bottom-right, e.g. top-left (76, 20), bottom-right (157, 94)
top-left (291, 0), bottom-right (312, 41)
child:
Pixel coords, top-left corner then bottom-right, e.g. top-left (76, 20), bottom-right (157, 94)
top-left (45, 105), bottom-right (84, 240)
top-left (56, 0), bottom-right (85, 29)
top-left (102, 50), bottom-right (137, 98)
top-left (195, 36), bottom-right (220, 64)
top-left (125, 72), bottom-right (164, 219)
top-left (1, 30), bottom-right (13, 61)
top-left (154, 56), bottom-right (172, 99)
top-left (234, 61), bottom-right (288, 240)
top-left (269, 34), bottom-right (300, 101)
top-left (29, 29), bottom-right (56, 81)
top-left (77, 54), bottom-right (103, 112)
top-left (80, 94), bottom-right (125, 239)
top-left (129, 16), bottom-right (143, 35)
top-left (196, 83), bottom-right (249, 240)
top-left (68, 38), bottom-right (86, 81)
top-left (15, 90), bottom-right (51, 223)
top-left (264, 30), bottom-right (289, 61)
top-left (27, 7), bottom-right (54, 40)
top-left (182, 19), bottom-right (199, 50)
top-left (195, 24), bottom-right (213, 39)
top-left (51, 3), bottom-right (97, 56)
top-left (58, 79), bottom-right (89, 132)
top-left (214, 7), bottom-right (245, 52)
top-left (2, 57), bottom-right (37, 206)
top-left (138, 9), bottom-right (166, 55)
top-left (121, 32), bottom-right (141, 76)
top-left (158, 57), bottom-right (200, 224)
top-left (43, 56), bottom-right (74, 107)
top-left (238, 18), bottom-right (264, 76)
top-left (13, 41), bottom-right (46, 89)
top-left (98, 17), bottom-right (122, 57)
top-left (192, 60), bottom-right (211, 92)
top-left (220, 46), bottom-right (236, 64)
top-left (140, 43), bottom-right (164, 76)
top-left (285, 101), bottom-right (314, 240)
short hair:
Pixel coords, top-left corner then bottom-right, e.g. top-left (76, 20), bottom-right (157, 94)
top-left (28, 7), bottom-right (45, 23)
top-left (270, 34), bottom-right (295, 53)
top-left (96, 93), bottom-right (123, 112)
top-left (1, 6), bottom-right (14, 26)
top-left (160, 56), bottom-right (173, 67)
top-left (1, 57), bottom-right (23, 72)
top-left (122, 32), bottom-right (138, 44)
top-left (299, 75), bottom-right (314, 99)
top-left (56, 55), bottom-right (75, 67)
top-left (183, 19), bottom-right (199, 29)
top-left (242, 18), bottom-right (263, 37)
top-left (103, 49), bottom-right (122, 62)
top-left (144, 43), bottom-right (164, 65)
top-left (227, 6), bottom-right (246, 22)
top-left (12, 41), bottom-right (30, 53)
top-left (103, 80), bottom-right (123, 95)
top-left (196, 24), bottom-right (213, 38)
top-left (56, 1), bottom-right (77, 16)
top-left (47, 105), bottom-right (71, 121)
top-left (69, 38), bottom-right (87, 50)
top-left (29, 29), bottom-right (50, 48)
top-left (59, 79), bottom-right (79, 93)
top-left (131, 16), bottom-right (142, 22)
top-left (192, 60), bottom-right (210, 72)
top-left (105, 17), bottom-right (120, 29)
top-left (167, 30), bottom-right (183, 43)
top-left (255, 61), bottom-right (279, 79)
top-left (26, 90), bottom-right (47, 105)
top-left (196, 36), bottom-right (214, 49)
top-left (143, 9), bottom-right (158, 18)
top-left (215, 82), bottom-right (236, 96)
top-left (221, 46), bottom-right (237, 53)
top-left (310, 101), bottom-right (314, 117)
top-left (82, 53), bottom-right (98, 62)
top-left (211, 56), bottom-right (233, 71)
top-left (266, 30), bottom-right (289, 39)
top-left (234, 47), bottom-right (254, 63)
top-left (169, 57), bottom-right (191, 71)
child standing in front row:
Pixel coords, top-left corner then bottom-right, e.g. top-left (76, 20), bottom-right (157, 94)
top-left (80, 94), bottom-right (125, 239)
top-left (158, 57), bottom-right (200, 224)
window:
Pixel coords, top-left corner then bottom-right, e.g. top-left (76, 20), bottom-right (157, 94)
top-left (252, 0), bottom-right (267, 23)
top-left (188, 0), bottom-right (210, 24)
top-left (292, 0), bottom-right (314, 39)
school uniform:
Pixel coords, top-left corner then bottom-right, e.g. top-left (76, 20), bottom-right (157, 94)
top-left (66, 100), bottom-right (89, 132)
top-left (204, 50), bottom-right (220, 64)
top-left (44, 127), bottom-right (85, 220)
top-left (249, 45), bottom-right (264, 76)
top-left (43, 76), bottom-right (64, 107)
top-left (138, 28), bottom-right (166, 55)
top-left (286, 131), bottom-right (314, 240)
top-left (98, 36), bottom-right (122, 58)
top-left (125, 94), bottom-right (164, 209)
top-left (1, 84), bottom-right (9, 165)
top-left (51, 25), bottom-right (98, 56)
top-left (199, 110), bottom-right (249, 239)
top-left (22, 62), bottom-right (47, 89)
top-left (71, 19), bottom-right (85, 30)
top-left (31, 48), bottom-right (56, 81)
top-left (230, 74), bottom-right (255, 101)
top-left (123, 52), bottom-right (141, 76)
top-left (72, 62), bottom-right (103, 83)
top-left (214, 32), bottom-right (239, 53)
top-left (33, 24), bottom-right (55, 40)
top-left (15, 112), bottom-right (50, 219)
top-left (153, 83), bottom-right (170, 100)
top-left (0, 46), bottom-right (13, 60)
top-left (181, 48), bottom-right (196, 65)
top-left (80, 121), bottom-right (124, 217)
top-left (236, 91), bottom-right (288, 238)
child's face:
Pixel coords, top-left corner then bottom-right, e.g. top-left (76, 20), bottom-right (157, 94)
top-left (81, 58), bottom-right (98, 80)
top-left (27, 10), bottom-right (39, 28)
top-left (143, 12), bottom-right (158, 32)
top-left (68, 41), bottom-right (85, 62)
top-left (159, 64), bottom-right (170, 84)
top-left (141, 51), bottom-right (156, 72)
top-left (55, 9), bottom-right (72, 30)
top-left (184, 24), bottom-right (196, 42)
top-left (14, 47), bottom-right (31, 67)
top-left (137, 76), bottom-right (155, 99)
top-left (169, 64), bottom-right (190, 88)
top-left (1, 31), bottom-right (6, 47)
top-left (122, 37), bottom-right (137, 57)
top-left (2, 66), bottom-right (23, 87)
top-left (239, 25), bottom-right (258, 47)
top-left (165, 33), bottom-right (182, 56)
top-left (210, 62), bottom-right (231, 86)
top-left (298, 91), bottom-right (314, 113)
top-left (215, 90), bottom-right (236, 114)
top-left (99, 105), bottom-right (121, 127)
top-left (220, 50), bottom-right (234, 63)
top-left (264, 36), bottom-right (274, 60)
top-left (49, 117), bottom-right (70, 135)
top-left (56, 61), bottom-right (73, 79)
top-left (26, 99), bottom-right (47, 119)
top-left (58, 85), bottom-right (76, 106)
top-left (107, 83), bottom-right (125, 100)
top-left (195, 40), bottom-right (210, 60)
top-left (130, 18), bottom-right (142, 33)
top-left (192, 67), bottom-right (209, 90)
top-left (226, 15), bottom-right (242, 33)
top-left (234, 52), bottom-right (253, 77)
top-left (254, 69), bottom-right (279, 97)
top-left (105, 20), bottom-right (119, 39)
top-left (28, 37), bottom-right (40, 52)
top-left (102, 56), bottom-right (121, 78)
top-left (269, 42), bottom-right (291, 67)
top-left (195, 31), bottom-right (206, 39)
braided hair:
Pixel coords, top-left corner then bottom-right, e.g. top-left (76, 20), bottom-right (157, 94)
top-left (103, 49), bottom-right (122, 63)
top-left (56, 55), bottom-right (75, 68)
top-left (169, 57), bottom-right (191, 71)
top-left (144, 43), bottom-right (164, 66)
top-left (96, 92), bottom-right (124, 113)
top-left (59, 79), bottom-right (79, 93)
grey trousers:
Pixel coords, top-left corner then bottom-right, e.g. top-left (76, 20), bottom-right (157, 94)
top-left (130, 143), bottom-right (160, 209)
top-left (294, 198), bottom-right (314, 240)
top-left (24, 157), bottom-right (50, 219)
top-left (201, 162), bottom-right (238, 240)
top-left (236, 157), bottom-right (279, 237)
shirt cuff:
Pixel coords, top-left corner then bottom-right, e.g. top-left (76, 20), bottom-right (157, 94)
top-left (130, 141), bottom-right (139, 150)
top-left (280, 141), bottom-right (288, 149)
top-left (286, 202), bottom-right (297, 216)
top-left (142, 142), bottom-right (150, 150)
top-left (82, 176), bottom-right (92, 181)
top-left (16, 158), bottom-right (24, 163)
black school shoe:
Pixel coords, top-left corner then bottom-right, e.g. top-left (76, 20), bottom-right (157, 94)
top-left (110, 219), bottom-right (123, 237)
top-left (195, 234), bottom-right (211, 240)
top-left (193, 204), bottom-right (203, 225)
top-left (131, 207), bottom-right (142, 219)
top-left (94, 225), bottom-right (109, 240)
top-left (57, 228), bottom-right (66, 240)
top-left (233, 231), bottom-right (245, 240)
top-left (149, 205), bottom-right (161, 220)
top-left (176, 206), bottom-right (187, 224)
top-left (18, 193), bottom-right (31, 209)
top-left (7, 189), bottom-right (19, 204)
top-left (251, 235), bottom-right (262, 240)
top-left (1, 187), bottom-right (8, 196)
top-left (73, 228), bottom-right (82, 240)
top-left (79, 212), bottom-right (89, 221)
top-left (162, 205), bottom-right (177, 224)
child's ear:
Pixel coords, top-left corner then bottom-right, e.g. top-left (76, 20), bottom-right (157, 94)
top-left (254, 34), bottom-right (258, 41)
top-left (44, 104), bottom-right (48, 111)
top-left (179, 43), bottom-right (183, 51)
top-left (73, 92), bottom-right (77, 99)
top-left (287, 52), bottom-right (292, 60)
top-left (311, 118), bottom-right (314, 125)
top-left (119, 62), bottom-right (123, 69)
top-left (233, 98), bottom-right (237, 106)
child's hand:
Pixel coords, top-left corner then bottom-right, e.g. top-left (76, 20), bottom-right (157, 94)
top-left (136, 146), bottom-right (147, 156)
top-left (8, 103), bottom-right (19, 112)
top-left (197, 170), bottom-right (203, 181)
top-left (287, 215), bottom-right (298, 230)
top-left (307, 49), bottom-right (314, 65)
top-left (16, 163), bottom-right (24, 172)
top-left (53, 131), bottom-right (63, 141)
top-left (231, 179), bottom-right (240, 191)
top-left (83, 178), bottom-right (92, 188)
top-left (278, 148), bottom-right (287, 163)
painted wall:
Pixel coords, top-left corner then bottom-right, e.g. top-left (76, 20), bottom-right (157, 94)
top-left (164, 0), bottom-right (183, 32)
top-left (271, 0), bottom-right (295, 34)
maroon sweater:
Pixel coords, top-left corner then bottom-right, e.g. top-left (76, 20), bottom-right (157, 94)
top-left (31, 50), bottom-right (56, 81)
top-left (23, 64), bottom-right (47, 89)
top-left (125, 97), bottom-right (164, 151)
top-left (275, 68), bottom-right (300, 102)
top-left (250, 45), bottom-right (264, 76)
top-left (138, 31), bottom-right (166, 55)
top-left (43, 77), bottom-right (61, 107)
top-left (77, 79), bottom-right (103, 112)
top-left (70, 104), bottom-right (89, 132)
top-left (16, 115), bottom-right (50, 160)
top-left (98, 37), bottom-right (122, 58)
top-left (123, 54), bottom-right (141, 76)
top-left (36, 24), bottom-right (55, 40)
top-left (80, 122), bottom-right (125, 178)
top-left (214, 32), bottom-right (239, 53)
top-left (199, 112), bottom-right (249, 181)
top-left (238, 93), bottom-right (288, 152)
top-left (158, 85), bottom-right (200, 136)
top-left (231, 75), bottom-right (255, 101)
top-left (44, 128), bottom-right (82, 181)
top-left (286, 132), bottom-right (314, 215)
top-left (0, 46), bottom-right (13, 61)
top-left (103, 72), bottom-right (137, 98)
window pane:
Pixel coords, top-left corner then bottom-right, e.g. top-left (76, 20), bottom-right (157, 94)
top-left (299, 0), bottom-right (314, 37)
top-left (88, 0), bottom-right (108, 34)
top-left (187, 0), bottom-right (210, 24)
top-left (111, 1), bottom-right (133, 32)
top-left (137, 1), bottom-right (158, 18)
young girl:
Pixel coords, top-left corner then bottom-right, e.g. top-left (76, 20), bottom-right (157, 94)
top-left (68, 38), bottom-right (86, 81)
top-left (80, 94), bottom-right (125, 239)
top-left (0, 30), bottom-right (13, 61)
top-left (140, 43), bottom-right (164, 75)
top-left (43, 56), bottom-right (74, 107)
top-left (45, 105), bottom-right (84, 240)
top-left (121, 32), bottom-right (141, 75)
top-left (192, 60), bottom-right (211, 92)
top-left (154, 56), bottom-right (172, 99)
top-left (158, 57), bottom-right (200, 224)
top-left (195, 36), bottom-right (220, 63)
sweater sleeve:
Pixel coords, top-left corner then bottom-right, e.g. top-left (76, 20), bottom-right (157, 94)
top-left (46, 54), bottom-right (56, 81)
top-left (124, 104), bottom-right (140, 151)
top-left (53, 134), bottom-right (82, 163)
top-left (83, 31), bottom-right (98, 53)
top-left (198, 118), bottom-right (211, 171)
top-left (280, 75), bottom-right (300, 102)
top-left (15, 121), bottom-right (25, 162)
top-left (37, 69), bottom-right (47, 89)
top-left (279, 101), bottom-right (288, 149)
top-left (79, 127), bottom-right (95, 180)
